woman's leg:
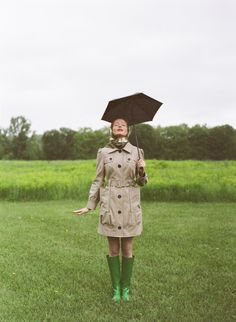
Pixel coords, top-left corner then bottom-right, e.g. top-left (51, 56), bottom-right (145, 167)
top-left (107, 237), bottom-right (120, 256)
top-left (121, 237), bottom-right (133, 257)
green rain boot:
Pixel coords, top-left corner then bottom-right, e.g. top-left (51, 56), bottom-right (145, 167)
top-left (121, 256), bottom-right (134, 302)
top-left (106, 255), bottom-right (121, 302)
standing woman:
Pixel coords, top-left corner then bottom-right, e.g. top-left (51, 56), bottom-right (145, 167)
top-left (73, 118), bottom-right (148, 302)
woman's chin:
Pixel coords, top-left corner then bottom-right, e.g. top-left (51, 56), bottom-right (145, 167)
top-left (115, 132), bottom-right (126, 137)
top-left (117, 135), bottom-right (125, 139)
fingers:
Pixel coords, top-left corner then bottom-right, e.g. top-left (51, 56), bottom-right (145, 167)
top-left (73, 209), bottom-right (86, 216)
top-left (73, 207), bottom-right (89, 216)
top-left (73, 211), bottom-right (81, 215)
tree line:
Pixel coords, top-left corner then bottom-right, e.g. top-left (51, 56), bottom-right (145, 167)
top-left (0, 116), bottom-right (236, 160)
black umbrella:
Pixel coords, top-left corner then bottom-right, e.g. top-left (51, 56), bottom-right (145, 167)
top-left (101, 92), bottom-right (163, 158)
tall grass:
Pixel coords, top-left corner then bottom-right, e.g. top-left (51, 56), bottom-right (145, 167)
top-left (0, 160), bottom-right (236, 201)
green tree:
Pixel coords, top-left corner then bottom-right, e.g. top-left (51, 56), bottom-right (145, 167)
top-left (7, 116), bottom-right (32, 159)
top-left (207, 125), bottom-right (236, 160)
top-left (59, 128), bottom-right (77, 159)
top-left (42, 130), bottom-right (63, 160)
top-left (0, 128), bottom-right (11, 159)
top-left (25, 133), bottom-right (43, 160)
top-left (158, 124), bottom-right (190, 160)
top-left (74, 127), bottom-right (109, 159)
top-left (187, 124), bottom-right (210, 160)
top-left (42, 128), bottom-right (77, 160)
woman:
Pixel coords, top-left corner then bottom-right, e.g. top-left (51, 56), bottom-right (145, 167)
top-left (73, 118), bottom-right (148, 302)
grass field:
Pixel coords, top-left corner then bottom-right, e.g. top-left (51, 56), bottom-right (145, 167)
top-left (0, 160), bottom-right (236, 202)
top-left (0, 200), bottom-right (235, 322)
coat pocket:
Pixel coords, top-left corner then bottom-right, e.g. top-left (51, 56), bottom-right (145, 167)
top-left (99, 187), bottom-right (114, 226)
top-left (100, 211), bottom-right (113, 225)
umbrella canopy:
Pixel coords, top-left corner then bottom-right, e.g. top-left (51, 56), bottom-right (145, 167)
top-left (101, 92), bottom-right (163, 126)
top-left (101, 92), bottom-right (163, 159)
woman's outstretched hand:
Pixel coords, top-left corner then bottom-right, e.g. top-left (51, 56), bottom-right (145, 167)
top-left (73, 207), bottom-right (90, 216)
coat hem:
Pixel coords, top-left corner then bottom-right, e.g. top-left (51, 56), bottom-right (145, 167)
top-left (97, 229), bottom-right (142, 238)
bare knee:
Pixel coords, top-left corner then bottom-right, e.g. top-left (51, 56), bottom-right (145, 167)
top-left (107, 237), bottom-right (120, 256)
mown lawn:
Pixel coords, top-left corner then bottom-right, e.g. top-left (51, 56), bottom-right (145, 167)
top-left (0, 200), bottom-right (235, 322)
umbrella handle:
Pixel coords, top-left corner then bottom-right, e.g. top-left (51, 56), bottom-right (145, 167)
top-left (133, 124), bottom-right (145, 176)
top-left (133, 125), bottom-right (145, 174)
top-left (133, 124), bottom-right (141, 160)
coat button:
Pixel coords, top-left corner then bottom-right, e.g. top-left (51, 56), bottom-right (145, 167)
top-left (119, 150), bottom-right (122, 153)
top-left (118, 226), bottom-right (122, 230)
top-left (109, 157), bottom-right (112, 160)
top-left (128, 158), bottom-right (131, 161)
top-left (118, 210), bottom-right (121, 214)
top-left (118, 195), bottom-right (121, 199)
top-left (118, 164), bottom-right (121, 168)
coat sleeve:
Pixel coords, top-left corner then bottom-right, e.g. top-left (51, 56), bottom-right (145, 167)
top-left (86, 149), bottom-right (105, 210)
top-left (136, 148), bottom-right (148, 186)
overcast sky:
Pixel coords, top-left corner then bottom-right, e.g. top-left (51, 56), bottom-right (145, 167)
top-left (0, 0), bottom-right (235, 134)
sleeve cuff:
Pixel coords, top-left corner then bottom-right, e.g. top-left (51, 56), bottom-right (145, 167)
top-left (86, 200), bottom-right (97, 211)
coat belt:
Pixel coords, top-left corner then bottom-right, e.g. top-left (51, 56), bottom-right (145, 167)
top-left (106, 179), bottom-right (136, 188)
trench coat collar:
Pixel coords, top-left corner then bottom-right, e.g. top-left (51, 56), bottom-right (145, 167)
top-left (107, 141), bottom-right (132, 154)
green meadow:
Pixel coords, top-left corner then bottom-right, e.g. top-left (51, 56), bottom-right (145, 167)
top-left (0, 160), bottom-right (235, 321)
top-left (0, 160), bottom-right (236, 201)
top-left (0, 200), bottom-right (235, 322)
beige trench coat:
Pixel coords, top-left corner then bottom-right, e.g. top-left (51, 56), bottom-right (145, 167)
top-left (86, 142), bottom-right (148, 237)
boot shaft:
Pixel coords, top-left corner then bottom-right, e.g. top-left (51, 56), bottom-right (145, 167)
top-left (121, 256), bottom-right (134, 289)
top-left (106, 255), bottom-right (121, 288)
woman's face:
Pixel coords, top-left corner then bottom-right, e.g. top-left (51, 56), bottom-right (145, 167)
top-left (112, 119), bottom-right (128, 137)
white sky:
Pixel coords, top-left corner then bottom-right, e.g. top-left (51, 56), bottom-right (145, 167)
top-left (0, 0), bottom-right (235, 134)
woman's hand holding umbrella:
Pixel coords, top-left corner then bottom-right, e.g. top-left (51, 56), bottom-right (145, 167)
top-left (73, 207), bottom-right (90, 216)
top-left (137, 159), bottom-right (146, 176)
